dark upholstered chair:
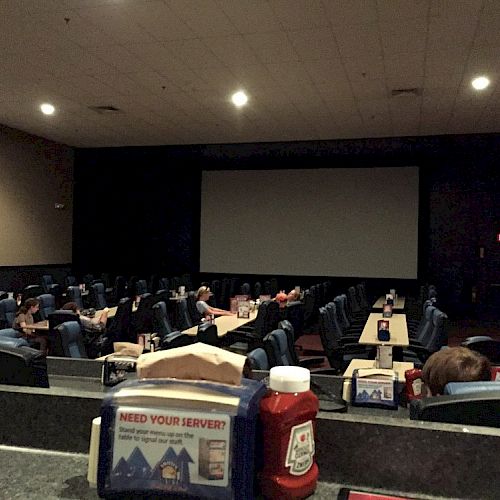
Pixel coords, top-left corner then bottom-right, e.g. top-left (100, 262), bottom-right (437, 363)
top-left (23, 285), bottom-right (43, 300)
top-left (36, 294), bottom-right (56, 320)
top-left (285, 301), bottom-right (304, 340)
top-left (152, 302), bottom-right (174, 338)
top-left (0, 298), bottom-right (17, 329)
top-left (410, 382), bottom-right (500, 428)
top-left (176, 299), bottom-right (192, 330)
top-left (462, 336), bottom-right (500, 364)
top-left (247, 348), bottom-right (270, 371)
top-left (186, 291), bottom-right (202, 325)
top-left (54, 321), bottom-right (87, 358)
top-left (264, 329), bottom-right (328, 371)
top-left (197, 322), bottom-right (219, 346)
top-left (160, 331), bottom-right (194, 350)
top-left (0, 345), bottom-right (49, 388)
top-left (48, 310), bottom-right (80, 356)
top-left (67, 285), bottom-right (84, 309)
top-left (91, 282), bottom-right (107, 310)
top-left (0, 329), bottom-right (29, 349)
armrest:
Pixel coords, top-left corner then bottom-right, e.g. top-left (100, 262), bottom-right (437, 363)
top-left (340, 335), bottom-right (361, 343)
top-left (404, 345), bottom-right (432, 363)
top-left (298, 356), bottom-right (326, 369)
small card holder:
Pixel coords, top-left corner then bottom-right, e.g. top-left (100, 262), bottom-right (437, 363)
top-left (237, 300), bottom-right (250, 319)
top-left (377, 319), bottom-right (390, 341)
top-left (351, 368), bottom-right (399, 410)
top-left (383, 304), bottom-right (393, 318)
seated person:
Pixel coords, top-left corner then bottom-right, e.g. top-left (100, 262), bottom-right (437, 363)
top-left (196, 286), bottom-right (234, 319)
top-left (61, 301), bottom-right (109, 333)
top-left (274, 289), bottom-right (300, 305)
top-left (422, 346), bottom-right (491, 396)
top-left (12, 298), bottom-right (48, 355)
top-left (61, 302), bottom-right (110, 358)
top-left (286, 289), bottom-right (300, 303)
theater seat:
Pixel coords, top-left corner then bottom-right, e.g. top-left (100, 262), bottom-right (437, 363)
top-left (247, 347), bottom-right (270, 371)
top-left (410, 382), bottom-right (500, 428)
top-left (54, 321), bottom-right (87, 358)
top-left (0, 345), bottom-right (49, 387)
top-left (0, 336), bottom-right (29, 349)
top-left (197, 322), bottom-right (219, 346)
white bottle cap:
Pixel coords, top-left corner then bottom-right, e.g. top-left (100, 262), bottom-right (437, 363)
top-left (269, 366), bottom-right (310, 393)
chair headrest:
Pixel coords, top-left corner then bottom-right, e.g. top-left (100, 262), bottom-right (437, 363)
top-left (270, 329), bottom-right (288, 352)
top-left (444, 381), bottom-right (500, 395)
top-left (247, 348), bottom-right (269, 371)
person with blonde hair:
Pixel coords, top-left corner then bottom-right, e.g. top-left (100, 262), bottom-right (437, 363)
top-left (196, 286), bottom-right (234, 319)
top-left (422, 346), bottom-right (491, 396)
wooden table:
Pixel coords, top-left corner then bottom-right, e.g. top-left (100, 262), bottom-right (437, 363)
top-left (94, 302), bottom-right (138, 320)
top-left (343, 359), bottom-right (414, 379)
top-left (342, 359), bottom-right (414, 402)
top-left (372, 296), bottom-right (406, 310)
top-left (31, 320), bottom-right (49, 331)
top-left (358, 313), bottom-right (409, 347)
top-left (182, 310), bottom-right (257, 337)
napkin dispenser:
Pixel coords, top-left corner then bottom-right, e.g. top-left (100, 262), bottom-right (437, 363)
top-left (97, 344), bottom-right (266, 499)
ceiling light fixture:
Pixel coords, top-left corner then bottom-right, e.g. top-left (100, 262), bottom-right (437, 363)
top-left (40, 103), bottom-right (55, 115)
top-left (471, 76), bottom-right (490, 90)
top-left (231, 90), bottom-right (248, 107)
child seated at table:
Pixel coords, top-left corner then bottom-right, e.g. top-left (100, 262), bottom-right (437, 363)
top-left (196, 286), bottom-right (234, 319)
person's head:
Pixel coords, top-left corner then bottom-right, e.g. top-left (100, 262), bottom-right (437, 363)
top-left (287, 289), bottom-right (300, 302)
top-left (61, 301), bottom-right (81, 314)
top-left (422, 347), bottom-right (491, 396)
top-left (24, 298), bottom-right (40, 314)
top-left (196, 286), bottom-right (210, 301)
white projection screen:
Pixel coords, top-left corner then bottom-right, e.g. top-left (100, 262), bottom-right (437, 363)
top-left (200, 167), bottom-right (419, 279)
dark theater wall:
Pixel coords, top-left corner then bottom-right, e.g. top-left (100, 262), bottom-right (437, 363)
top-left (74, 134), bottom-right (500, 315)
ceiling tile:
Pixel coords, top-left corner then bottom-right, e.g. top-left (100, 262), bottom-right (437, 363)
top-left (334, 23), bottom-right (382, 61)
top-left (166, 0), bottom-right (238, 37)
top-left (323, 0), bottom-right (378, 27)
top-left (268, 0), bottom-right (330, 31)
top-left (216, 0), bottom-right (279, 34)
top-left (244, 32), bottom-right (299, 64)
top-left (163, 38), bottom-right (224, 69)
top-left (384, 52), bottom-right (425, 89)
top-left (204, 35), bottom-right (262, 68)
top-left (343, 54), bottom-right (386, 82)
top-left (266, 61), bottom-right (314, 87)
top-left (125, 0), bottom-right (196, 41)
top-left (289, 28), bottom-right (340, 62)
top-left (378, 20), bottom-right (428, 55)
top-left (473, 1), bottom-right (500, 47)
top-left (427, 12), bottom-right (478, 52)
top-left (86, 45), bottom-right (145, 73)
top-left (316, 80), bottom-right (355, 100)
top-left (377, 0), bottom-right (430, 22)
top-left (76, 4), bottom-right (156, 44)
top-left (351, 78), bottom-right (388, 100)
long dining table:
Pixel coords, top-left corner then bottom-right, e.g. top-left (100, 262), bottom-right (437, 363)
top-left (182, 310), bottom-right (257, 337)
top-left (357, 312), bottom-right (409, 347)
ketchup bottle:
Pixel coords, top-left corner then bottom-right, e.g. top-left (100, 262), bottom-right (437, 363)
top-left (405, 368), bottom-right (424, 401)
top-left (259, 366), bottom-right (319, 499)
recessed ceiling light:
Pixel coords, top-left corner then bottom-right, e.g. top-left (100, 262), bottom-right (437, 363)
top-left (471, 76), bottom-right (490, 90)
top-left (231, 91), bottom-right (248, 107)
top-left (40, 103), bottom-right (55, 115)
